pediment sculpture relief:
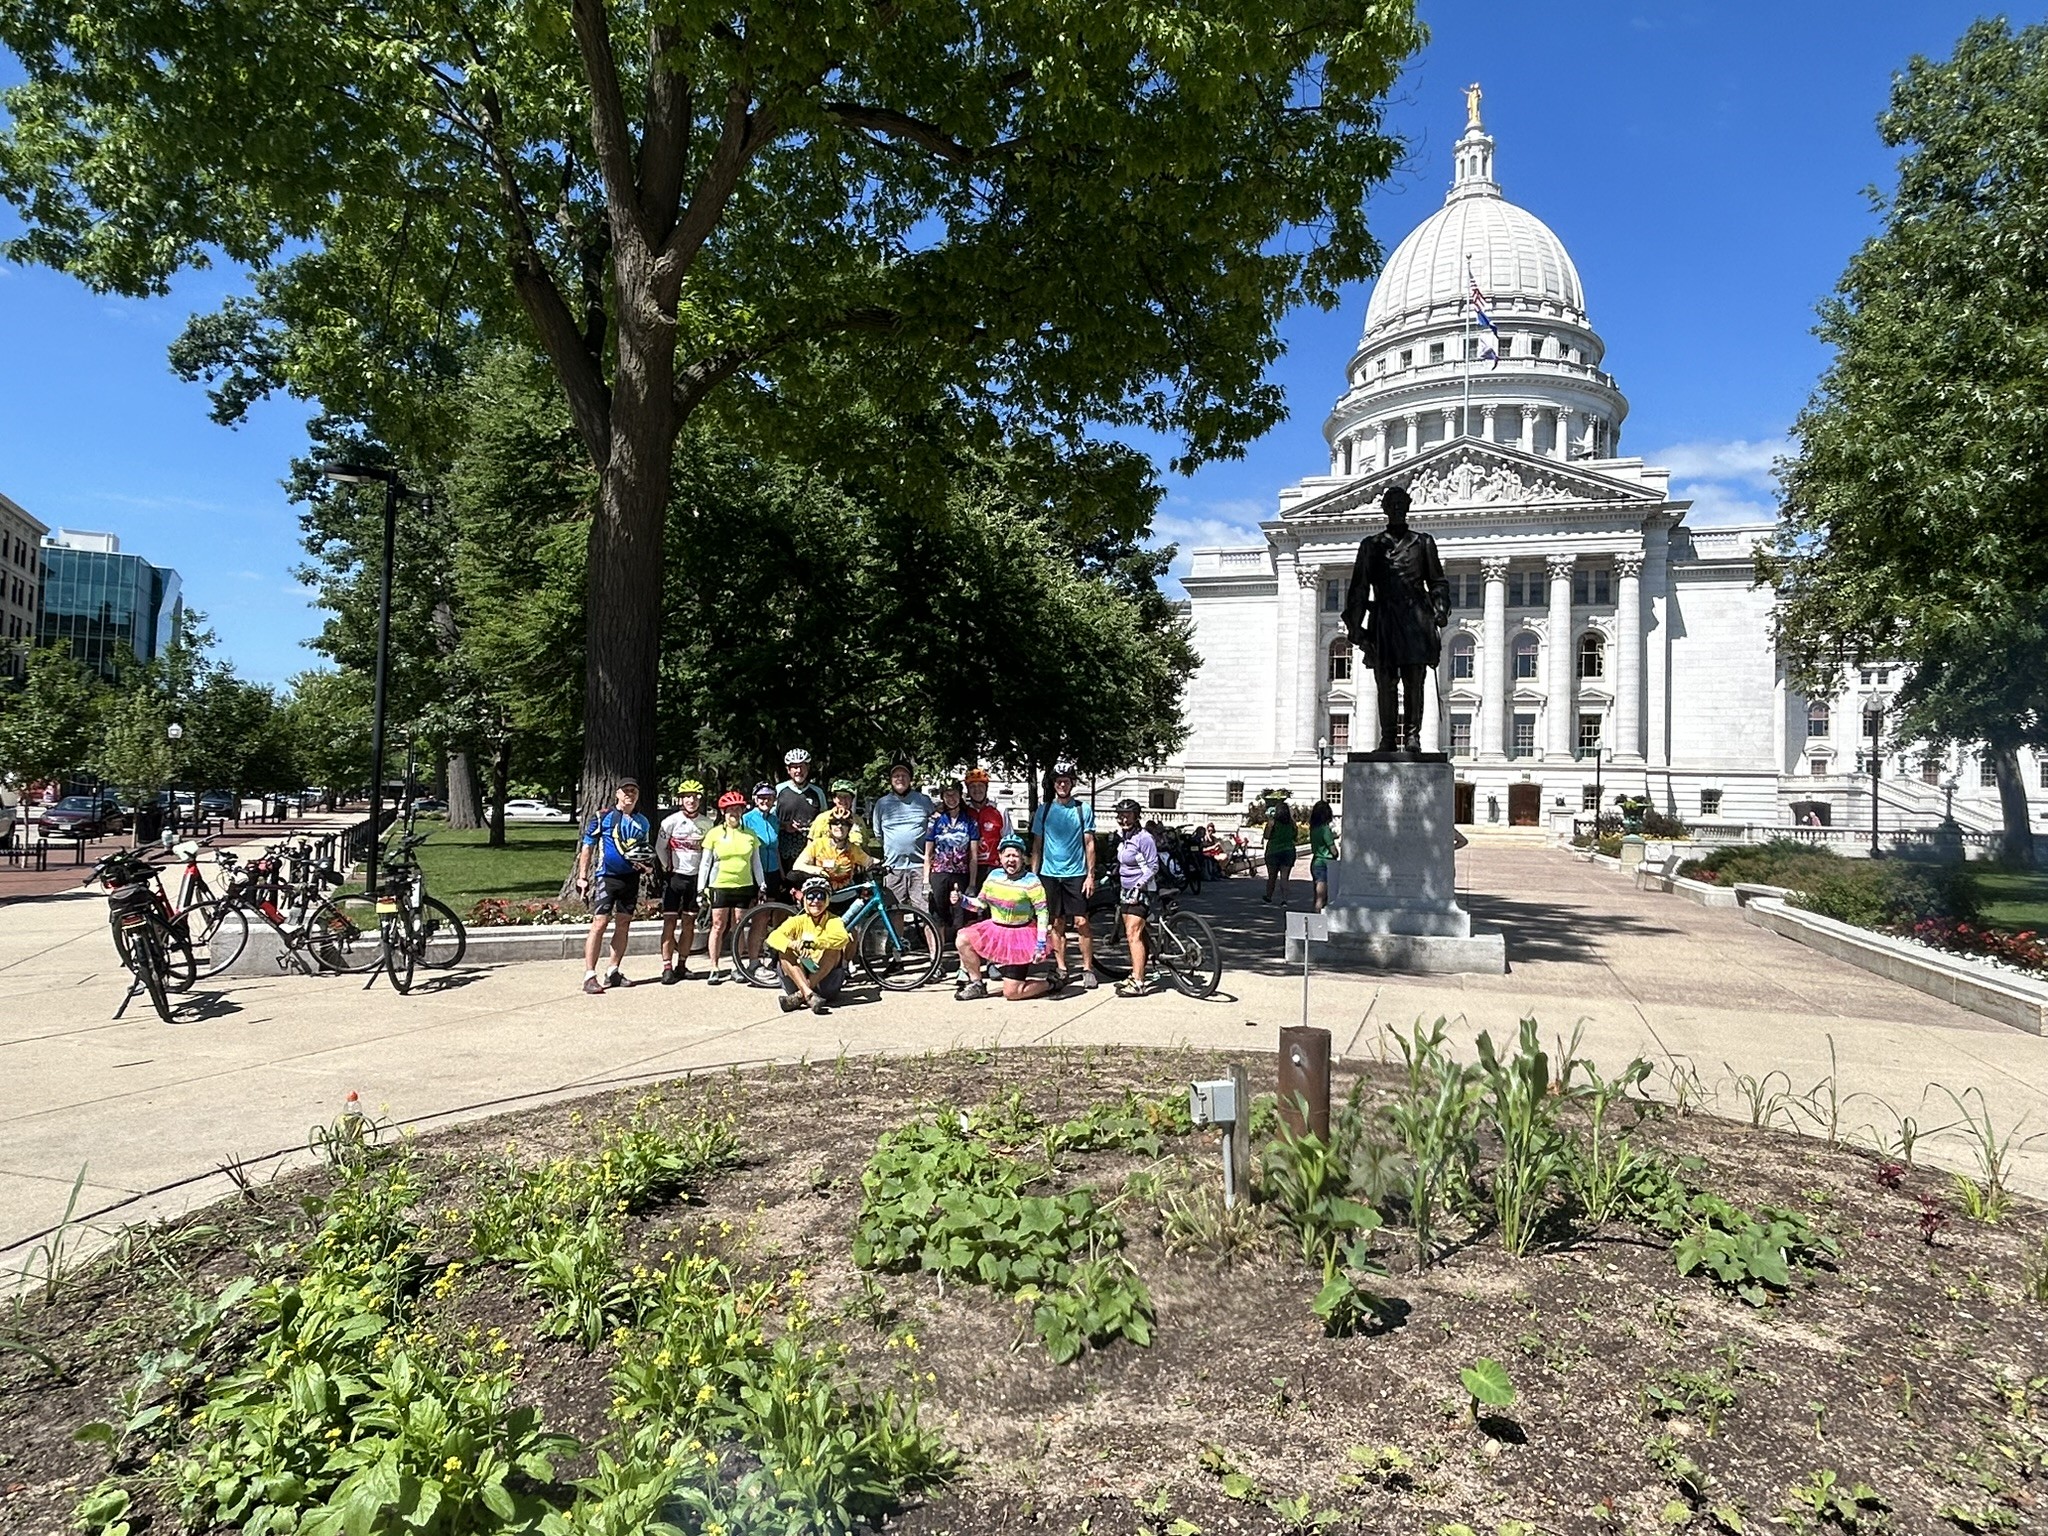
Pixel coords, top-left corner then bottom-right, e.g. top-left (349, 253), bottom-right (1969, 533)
top-left (1399, 451), bottom-right (1625, 510)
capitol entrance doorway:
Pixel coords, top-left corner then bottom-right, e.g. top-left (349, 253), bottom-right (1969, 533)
top-left (1508, 783), bottom-right (1542, 827)
top-left (1455, 782), bottom-right (1475, 825)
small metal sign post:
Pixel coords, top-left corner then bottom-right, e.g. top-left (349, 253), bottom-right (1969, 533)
top-left (1286, 909), bottom-right (1330, 1031)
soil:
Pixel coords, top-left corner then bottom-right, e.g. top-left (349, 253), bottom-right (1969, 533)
top-left (4, 1045), bottom-right (2045, 1536)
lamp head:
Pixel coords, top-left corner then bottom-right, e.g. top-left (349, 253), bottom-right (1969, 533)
top-left (319, 461), bottom-right (400, 488)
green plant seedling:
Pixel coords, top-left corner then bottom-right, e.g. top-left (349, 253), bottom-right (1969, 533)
top-left (1461, 1356), bottom-right (1516, 1420)
top-left (1474, 1016), bottom-right (1566, 1256)
top-left (1342, 1444), bottom-right (1416, 1490)
top-left (1951, 1170), bottom-right (2012, 1225)
top-left (1781, 1469), bottom-right (1885, 1532)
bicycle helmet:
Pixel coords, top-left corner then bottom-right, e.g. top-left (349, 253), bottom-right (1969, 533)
top-left (830, 779), bottom-right (859, 796)
top-left (997, 832), bottom-right (1029, 854)
top-left (782, 747), bottom-right (811, 766)
top-left (800, 876), bottom-right (832, 901)
top-left (940, 777), bottom-right (964, 795)
top-left (751, 781), bottom-right (775, 799)
top-left (963, 767), bottom-right (991, 784)
top-left (1115, 798), bottom-right (1142, 818)
top-left (717, 790), bottom-right (746, 810)
top-left (1051, 762), bottom-right (1079, 781)
top-left (677, 778), bottom-right (704, 795)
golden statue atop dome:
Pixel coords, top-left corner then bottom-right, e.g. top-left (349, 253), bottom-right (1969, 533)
top-left (1464, 82), bottom-right (1483, 130)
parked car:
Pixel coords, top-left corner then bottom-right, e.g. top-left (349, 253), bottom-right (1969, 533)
top-left (40, 794), bottom-right (128, 839)
top-left (410, 796), bottom-right (447, 815)
top-left (0, 794), bottom-right (16, 850)
top-left (502, 798), bottom-right (573, 822)
top-left (198, 790), bottom-right (239, 819)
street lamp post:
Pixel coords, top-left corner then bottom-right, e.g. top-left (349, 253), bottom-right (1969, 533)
top-left (1941, 773), bottom-right (1958, 826)
top-left (166, 721), bottom-right (184, 841)
top-left (320, 462), bottom-right (404, 902)
top-left (1867, 695), bottom-right (1884, 858)
top-left (1593, 744), bottom-right (1608, 833)
top-left (1316, 736), bottom-right (1330, 801)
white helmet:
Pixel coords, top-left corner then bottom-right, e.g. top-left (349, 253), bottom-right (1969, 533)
top-left (782, 747), bottom-right (811, 766)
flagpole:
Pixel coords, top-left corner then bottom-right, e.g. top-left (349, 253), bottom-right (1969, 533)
top-left (1461, 256), bottom-right (1473, 439)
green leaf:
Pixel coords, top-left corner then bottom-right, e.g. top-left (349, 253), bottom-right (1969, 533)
top-left (1460, 1357), bottom-right (1516, 1409)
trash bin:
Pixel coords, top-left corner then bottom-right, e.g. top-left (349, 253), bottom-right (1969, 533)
top-left (136, 803), bottom-right (165, 844)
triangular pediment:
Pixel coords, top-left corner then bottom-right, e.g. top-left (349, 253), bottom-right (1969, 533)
top-left (1282, 438), bottom-right (1663, 523)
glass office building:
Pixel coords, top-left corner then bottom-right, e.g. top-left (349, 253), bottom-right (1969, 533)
top-left (37, 533), bottom-right (182, 679)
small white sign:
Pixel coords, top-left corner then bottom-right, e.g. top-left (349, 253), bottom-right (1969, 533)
top-left (1286, 911), bottom-right (1330, 943)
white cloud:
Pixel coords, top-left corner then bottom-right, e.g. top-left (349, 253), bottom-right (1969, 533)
top-left (1152, 496), bottom-right (1269, 596)
top-left (1643, 435), bottom-right (1791, 529)
top-left (1647, 436), bottom-right (1791, 490)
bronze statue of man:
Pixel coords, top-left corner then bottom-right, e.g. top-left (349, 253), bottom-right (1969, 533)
top-left (1341, 484), bottom-right (1450, 754)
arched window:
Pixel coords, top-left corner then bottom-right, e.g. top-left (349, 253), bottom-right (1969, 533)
top-left (1451, 633), bottom-right (1476, 681)
top-left (1327, 637), bottom-right (1351, 682)
top-left (1577, 631), bottom-right (1605, 680)
top-left (1806, 700), bottom-right (1830, 739)
top-left (1514, 633), bottom-right (1540, 681)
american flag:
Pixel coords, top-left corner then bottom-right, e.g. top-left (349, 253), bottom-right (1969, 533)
top-left (1466, 261), bottom-right (1500, 368)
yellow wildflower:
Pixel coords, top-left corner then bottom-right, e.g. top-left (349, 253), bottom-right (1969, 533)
top-left (443, 1455), bottom-right (463, 1473)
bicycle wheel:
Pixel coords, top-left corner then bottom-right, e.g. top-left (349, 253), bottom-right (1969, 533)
top-left (157, 916), bottom-right (198, 993)
top-left (736, 903), bottom-right (800, 986)
top-left (382, 906), bottom-right (417, 994)
top-left (1152, 907), bottom-right (1222, 999)
top-left (306, 894), bottom-right (381, 973)
top-left (417, 896), bottom-right (468, 969)
top-left (188, 900), bottom-right (249, 978)
top-left (857, 904), bottom-right (941, 991)
top-left (133, 926), bottom-right (175, 1022)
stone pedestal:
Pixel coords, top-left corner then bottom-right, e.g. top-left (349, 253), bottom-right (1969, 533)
top-left (1286, 753), bottom-right (1507, 974)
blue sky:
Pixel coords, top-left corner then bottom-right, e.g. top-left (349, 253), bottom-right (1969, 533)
top-left (0, 1), bottom-right (2015, 683)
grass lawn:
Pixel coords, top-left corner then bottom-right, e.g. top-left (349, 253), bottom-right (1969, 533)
top-left (404, 817), bottom-right (582, 910)
top-left (1976, 864), bottom-right (2048, 931)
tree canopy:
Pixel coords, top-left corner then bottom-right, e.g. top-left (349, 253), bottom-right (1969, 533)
top-left (0, 0), bottom-right (1425, 807)
top-left (1771, 17), bottom-right (2048, 864)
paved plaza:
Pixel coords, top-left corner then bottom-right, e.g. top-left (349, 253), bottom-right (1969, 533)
top-left (3, 841), bottom-right (2045, 1270)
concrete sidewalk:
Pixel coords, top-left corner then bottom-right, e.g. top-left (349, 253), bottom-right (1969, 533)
top-left (4, 846), bottom-right (2045, 1268)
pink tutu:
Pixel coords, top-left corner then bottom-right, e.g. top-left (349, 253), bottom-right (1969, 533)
top-left (964, 919), bottom-right (1039, 967)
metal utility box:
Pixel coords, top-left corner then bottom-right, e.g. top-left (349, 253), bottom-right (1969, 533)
top-left (1188, 1077), bottom-right (1239, 1127)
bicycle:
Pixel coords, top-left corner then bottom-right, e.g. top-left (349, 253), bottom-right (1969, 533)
top-left (90, 847), bottom-right (194, 1022)
top-left (373, 830), bottom-right (467, 993)
top-left (1084, 886), bottom-right (1222, 998)
top-left (213, 845), bottom-right (382, 976)
top-left (737, 871), bottom-right (939, 991)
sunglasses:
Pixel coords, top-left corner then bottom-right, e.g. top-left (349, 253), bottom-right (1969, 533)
top-left (804, 893), bottom-right (828, 903)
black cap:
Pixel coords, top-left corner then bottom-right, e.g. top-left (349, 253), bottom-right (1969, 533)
top-left (617, 778), bottom-right (640, 791)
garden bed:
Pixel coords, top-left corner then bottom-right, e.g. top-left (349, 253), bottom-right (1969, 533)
top-left (4, 1043), bottom-right (2045, 1536)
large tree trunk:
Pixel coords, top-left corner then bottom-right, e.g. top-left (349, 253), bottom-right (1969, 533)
top-left (446, 749), bottom-right (484, 829)
top-left (1990, 740), bottom-right (2037, 868)
top-left (488, 736), bottom-right (510, 849)
top-left (574, 272), bottom-right (677, 830)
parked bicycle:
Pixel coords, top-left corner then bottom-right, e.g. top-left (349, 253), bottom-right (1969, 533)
top-left (736, 870), bottom-right (938, 990)
top-left (373, 830), bottom-right (467, 993)
top-left (211, 844), bottom-right (381, 976)
top-left (1084, 886), bottom-right (1222, 998)
top-left (89, 847), bottom-right (194, 1022)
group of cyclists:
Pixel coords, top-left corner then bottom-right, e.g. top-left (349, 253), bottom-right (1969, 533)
top-left (569, 749), bottom-right (1176, 1010)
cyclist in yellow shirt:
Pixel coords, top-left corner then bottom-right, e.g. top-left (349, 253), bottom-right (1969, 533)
top-left (701, 790), bottom-right (764, 984)
top-left (807, 780), bottom-right (871, 848)
top-left (766, 877), bottom-right (851, 1015)
top-left (793, 813), bottom-right (873, 904)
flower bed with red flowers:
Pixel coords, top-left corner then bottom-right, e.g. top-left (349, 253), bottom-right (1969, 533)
top-left (1895, 917), bottom-right (2048, 977)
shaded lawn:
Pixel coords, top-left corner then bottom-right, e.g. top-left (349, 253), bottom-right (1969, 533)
top-left (406, 819), bottom-right (582, 910)
top-left (1976, 864), bottom-right (2048, 931)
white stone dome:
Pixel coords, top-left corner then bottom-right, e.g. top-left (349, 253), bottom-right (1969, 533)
top-left (1361, 117), bottom-right (1585, 340)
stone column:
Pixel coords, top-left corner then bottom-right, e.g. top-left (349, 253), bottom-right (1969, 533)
top-left (1644, 524), bottom-right (1671, 768)
top-left (1478, 556), bottom-right (1509, 762)
top-left (1553, 407), bottom-right (1573, 461)
top-left (1402, 412), bottom-right (1420, 460)
top-left (1274, 538), bottom-right (1302, 761)
top-left (1614, 551), bottom-right (1644, 763)
top-left (1518, 404), bottom-right (1535, 452)
top-left (1421, 655), bottom-right (1444, 753)
top-left (1296, 562), bottom-right (1323, 761)
top-left (1544, 553), bottom-right (1576, 760)
top-left (1480, 404), bottom-right (1497, 445)
top-left (1375, 419), bottom-right (1390, 470)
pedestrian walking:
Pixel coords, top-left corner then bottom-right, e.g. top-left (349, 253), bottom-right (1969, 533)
top-left (926, 778), bottom-right (979, 973)
top-left (1110, 798), bottom-right (1158, 996)
top-left (701, 790), bottom-right (764, 985)
top-left (1262, 797), bottom-right (1299, 907)
top-left (574, 779), bottom-right (654, 995)
top-left (954, 833), bottom-right (1054, 1001)
top-left (1308, 800), bottom-right (1337, 913)
top-left (872, 758), bottom-right (935, 914)
top-left (655, 779), bottom-right (711, 984)
top-left (1031, 763), bottom-right (1099, 988)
